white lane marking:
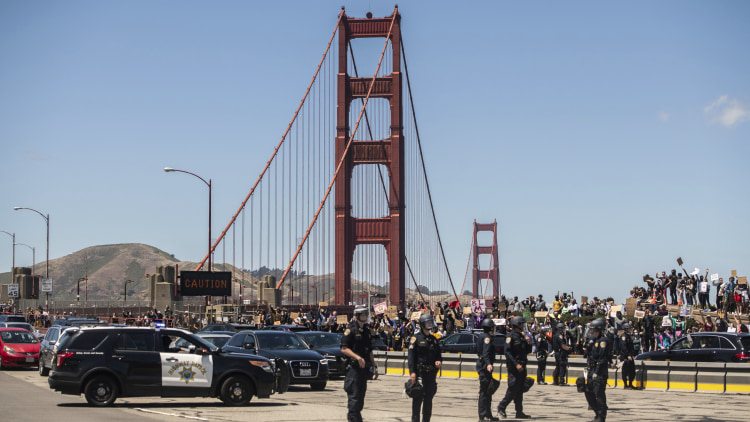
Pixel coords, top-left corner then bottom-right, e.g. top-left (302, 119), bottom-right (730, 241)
top-left (135, 408), bottom-right (208, 421)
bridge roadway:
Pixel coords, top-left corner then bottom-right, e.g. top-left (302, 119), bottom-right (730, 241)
top-left (0, 369), bottom-right (745, 421)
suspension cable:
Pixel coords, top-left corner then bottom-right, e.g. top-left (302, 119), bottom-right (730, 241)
top-left (194, 10), bottom-right (345, 271)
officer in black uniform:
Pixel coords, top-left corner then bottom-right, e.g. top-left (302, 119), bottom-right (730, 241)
top-left (535, 327), bottom-right (549, 385)
top-left (476, 318), bottom-right (500, 421)
top-left (497, 316), bottom-right (532, 419)
top-left (618, 322), bottom-right (636, 389)
top-left (585, 318), bottom-right (613, 422)
top-left (408, 314), bottom-right (443, 422)
top-left (552, 322), bottom-right (570, 385)
top-left (340, 305), bottom-right (378, 422)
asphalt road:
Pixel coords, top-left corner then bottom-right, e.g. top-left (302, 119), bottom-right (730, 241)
top-left (0, 368), bottom-right (746, 421)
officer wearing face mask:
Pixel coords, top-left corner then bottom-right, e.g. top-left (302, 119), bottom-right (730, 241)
top-left (341, 305), bottom-right (378, 422)
top-left (408, 314), bottom-right (443, 422)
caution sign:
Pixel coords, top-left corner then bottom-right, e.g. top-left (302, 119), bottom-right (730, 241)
top-left (180, 271), bottom-right (232, 296)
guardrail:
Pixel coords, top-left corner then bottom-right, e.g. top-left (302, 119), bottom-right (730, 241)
top-left (373, 351), bottom-right (750, 394)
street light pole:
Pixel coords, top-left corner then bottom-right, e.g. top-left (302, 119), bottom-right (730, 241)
top-left (0, 231), bottom-right (14, 278)
top-left (164, 167), bottom-right (212, 272)
top-left (77, 278), bottom-right (87, 302)
top-left (14, 243), bottom-right (34, 277)
top-left (13, 207), bottom-right (49, 308)
top-left (124, 280), bottom-right (134, 302)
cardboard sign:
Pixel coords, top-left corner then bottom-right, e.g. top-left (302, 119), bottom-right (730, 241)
top-left (463, 307), bottom-right (472, 315)
top-left (290, 312), bottom-right (299, 320)
top-left (677, 257), bottom-right (683, 266)
top-left (471, 299), bottom-right (486, 314)
top-left (611, 305), bottom-right (622, 314)
top-left (386, 305), bottom-right (398, 319)
top-left (274, 321), bottom-right (281, 325)
top-left (435, 314), bottom-right (444, 324)
top-left (732, 270), bottom-right (737, 278)
top-left (581, 296), bottom-right (589, 305)
top-left (373, 301), bottom-right (387, 315)
top-left (534, 311), bottom-right (549, 319)
top-left (625, 298), bottom-right (637, 317)
top-left (318, 302), bottom-right (328, 307)
top-left (253, 316), bottom-right (261, 324)
top-left (410, 311), bottom-right (422, 321)
top-left (634, 310), bottom-right (645, 319)
top-left (710, 273), bottom-right (719, 282)
top-left (497, 303), bottom-right (507, 312)
top-left (738, 277), bottom-right (748, 285)
top-left (454, 319), bottom-right (465, 328)
top-left (337, 315), bottom-right (349, 325)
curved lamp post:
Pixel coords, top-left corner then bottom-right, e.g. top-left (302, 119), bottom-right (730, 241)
top-left (163, 168), bottom-right (212, 272)
top-left (13, 207), bottom-right (49, 307)
top-left (0, 230), bottom-right (14, 278)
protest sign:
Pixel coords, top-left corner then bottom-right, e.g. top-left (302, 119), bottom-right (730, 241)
top-left (290, 312), bottom-right (299, 320)
top-left (337, 315), bottom-right (349, 325)
top-left (464, 306), bottom-right (472, 315)
top-left (373, 301), bottom-right (387, 315)
top-left (625, 298), bottom-right (637, 317)
top-left (732, 270), bottom-right (737, 278)
top-left (634, 310), bottom-right (645, 319)
top-left (710, 274), bottom-right (719, 282)
top-left (471, 299), bottom-right (486, 314)
top-left (318, 302), bottom-right (328, 307)
top-left (534, 311), bottom-right (549, 319)
top-left (738, 276), bottom-right (747, 285)
top-left (581, 296), bottom-right (589, 305)
top-left (691, 268), bottom-right (700, 276)
top-left (410, 311), bottom-right (422, 321)
top-left (386, 305), bottom-right (398, 319)
top-left (677, 257), bottom-right (683, 266)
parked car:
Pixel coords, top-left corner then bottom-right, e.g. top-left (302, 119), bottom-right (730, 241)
top-left (51, 316), bottom-right (106, 327)
top-left (439, 332), bottom-right (507, 354)
top-left (0, 327), bottom-right (40, 369)
top-left (200, 323), bottom-right (257, 333)
top-left (48, 326), bottom-right (289, 406)
top-left (39, 325), bottom-right (78, 376)
top-left (175, 332), bottom-right (233, 349)
top-left (223, 330), bottom-right (329, 390)
top-left (0, 315), bottom-right (27, 324)
top-left (261, 324), bottom-right (310, 333)
top-left (636, 332), bottom-right (750, 363)
top-left (296, 331), bottom-right (346, 378)
top-left (0, 322), bottom-right (40, 337)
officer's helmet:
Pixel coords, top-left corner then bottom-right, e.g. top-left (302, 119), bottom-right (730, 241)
top-left (511, 316), bottom-right (526, 328)
top-left (418, 314), bottom-right (435, 331)
top-left (354, 305), bottom-right (369, 322)
top-left (480, 317), bottom-right (496, 333)
top-left (556, 322), bottom-right (565, 332)
top-left (590, 318), bottom-right (606, 332)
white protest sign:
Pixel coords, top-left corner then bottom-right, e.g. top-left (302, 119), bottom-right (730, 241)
top-left (691, 268), bottom-right (700, 276)
top-left (41, 278), bottom-right (53, 293)
top-left (471, 299), bottom-right (486, 314)
top-left (7, 284), bottom-right (19, 298)
top-left (373, 301), bottom-right (387, 315)
top-left (710, 273), bottom-right (719, 282)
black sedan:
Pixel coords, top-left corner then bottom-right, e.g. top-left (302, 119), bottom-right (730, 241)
top-left (223, 331), bottom-right (329, 390)
top-left (636, 332), bottom-right (750, 363)
top-left (440, 332), bottom-right (506, 354)
top-left (296, 332), bottom-right (346, 378)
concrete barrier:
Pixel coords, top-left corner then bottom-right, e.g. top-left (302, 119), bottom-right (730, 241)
top-left (641, 360), bottom-right (669, 390)
top-left (668, 362), bottom-right (696, 392)
top-left (439, 355), bottom-right (462, 379)
top-left (373, 352), bottom-right (750, 393)
top-left (725, 363), bottom-right (750, 393)
top-left (696, 362), bottom-right (725, 393)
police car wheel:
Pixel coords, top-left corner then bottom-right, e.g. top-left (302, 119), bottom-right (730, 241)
top-left (84, 375), bottom-right (118, 406)
top-left (39, 360), bottom-right (49, 376)
top-left (220, 375), bottom-right (254, 406)
top-left (310, 381), bottom-right (327, 391)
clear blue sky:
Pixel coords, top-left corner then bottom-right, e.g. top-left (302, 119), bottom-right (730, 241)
top-left (1, 1), bottom-right (748, 302)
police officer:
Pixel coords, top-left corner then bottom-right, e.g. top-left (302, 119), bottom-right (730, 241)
top-left (476, 318), bottom-right (500, 422)
top-left (497, 316), bottom-right (532, 419)
top-left (585, 318), bottom-right (613, 422)
top-left (552, 322), bottom-right (570, 385)
top-left (341, 305), bottom-right (378, 422)
top-left (619, 322), bottom-right (636, 389)
top-left (408, 314), bottom-right (442, 422)
top-left (535, 327), bottom-right (549, 385)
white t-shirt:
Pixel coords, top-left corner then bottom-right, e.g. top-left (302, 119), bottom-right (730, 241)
top-left (699, 281), bottom-right (708, 293)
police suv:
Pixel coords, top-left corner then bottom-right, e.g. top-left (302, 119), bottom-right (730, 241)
top-left (48, 326), bottom-right (289, 406)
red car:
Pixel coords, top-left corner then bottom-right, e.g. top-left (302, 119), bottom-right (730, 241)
top-left (0, 327), bottom-right (40, 369)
